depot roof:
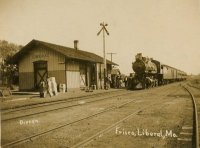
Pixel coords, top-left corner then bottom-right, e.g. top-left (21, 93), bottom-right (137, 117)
top-left (11, 39), bottom-right (118, 65)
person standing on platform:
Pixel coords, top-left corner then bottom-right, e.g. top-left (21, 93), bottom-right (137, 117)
top-left (39, 81), bottom-right (46, 98)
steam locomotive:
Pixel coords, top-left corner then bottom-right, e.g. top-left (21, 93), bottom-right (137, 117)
top-left (127, 53), bottom-right (187, 89)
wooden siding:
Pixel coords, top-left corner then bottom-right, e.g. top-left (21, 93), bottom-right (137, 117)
top-left (19, 70), bottom-right (65, 90)
top-left (80, 63), bottom-right (86, 88)
top-left (19, 72), bottom-right (34, 90)
top-left (65, 60), bottom-right (81, 89)
top-left (19, 47), bottom-right (65, 73)
top-left (80, 74), bottom-right (86, 88)
top-left (66, 71), bottom-right (80, 89)
top-left (107, 64), bottom-right (112, 75)
top-left (17, 46), bottom-right (111, 90)
top-left (48, 70), bottom-right (65, 84)
top-left (86, 66), bottom-right (91, 87)
top-left (100, 64), bottom-right (104, 89)
top-left (95, 63), bottom-right (101, 89)
top-left (18, 47), bottom-right (65, 90)
top-left (65, 60), bottom-right (79, 71)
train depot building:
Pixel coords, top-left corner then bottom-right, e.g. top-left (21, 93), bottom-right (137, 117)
top-left (11, 39), bottom-right (117, 91)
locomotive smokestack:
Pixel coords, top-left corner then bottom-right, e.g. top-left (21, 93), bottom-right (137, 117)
top-left (74, 40), bottom-right (79, 50)
top-left (135, 53), bottom-right (143, 61)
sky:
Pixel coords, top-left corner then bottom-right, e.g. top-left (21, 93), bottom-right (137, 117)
top-left (0, 0), bottom-right (200, 75)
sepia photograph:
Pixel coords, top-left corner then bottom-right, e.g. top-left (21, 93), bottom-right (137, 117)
top-left (0, 0), bottom-right (200, 147)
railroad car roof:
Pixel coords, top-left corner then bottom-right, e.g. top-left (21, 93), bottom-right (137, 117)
top-left (10, 39), bottom-right (118, 65)
top-left (161, 64), bottom-right (187, 74)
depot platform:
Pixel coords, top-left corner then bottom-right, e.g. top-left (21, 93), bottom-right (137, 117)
top-left (0, 88), bottom-right (123, 110)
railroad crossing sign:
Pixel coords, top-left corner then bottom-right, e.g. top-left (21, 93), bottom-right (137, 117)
top-left (97, 22), bottom-right (109, 89)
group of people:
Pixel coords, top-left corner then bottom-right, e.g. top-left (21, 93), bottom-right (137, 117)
top-left (110, 75), bottom-right (128, 89)
top-left (99, 74), bottom-right (159, 90)
top-left (39, 77), bottom-right (58, 98)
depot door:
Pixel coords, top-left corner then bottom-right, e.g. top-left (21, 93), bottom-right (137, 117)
top-left (34, 61), bottom-right (48, 89)
top-left (66, 71), bottom-right (80, 89)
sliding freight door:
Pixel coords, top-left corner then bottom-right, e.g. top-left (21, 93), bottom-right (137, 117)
top-left (66, 71), bottom-right (80, 89)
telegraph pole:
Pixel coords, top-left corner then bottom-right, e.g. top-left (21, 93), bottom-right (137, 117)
top-left (107, 52), bottom-right (116, 62)
top-left (97, 22), bottom-right (109, 89)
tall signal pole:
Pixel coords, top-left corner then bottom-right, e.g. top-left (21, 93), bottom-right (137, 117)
top-left (97, 22), bottom-right (109, 89)
top-left (107, 52), bottom-right (116, 62)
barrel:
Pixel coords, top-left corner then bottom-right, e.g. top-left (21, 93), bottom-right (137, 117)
top-left (59, 84), bottom-right (66, 93)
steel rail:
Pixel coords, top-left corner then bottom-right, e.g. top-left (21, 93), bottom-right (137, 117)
top-left (71, 101), bottom-right (170, 148)
top-left (183, 86), bottom-right (199, 148)
top-left (1, 95), bottom-right (139, 148)
top-left (3, 86), bottom-right (172, 121)
top-left (2, 86), bottom-right (175, 147)
top-left (2, 89), bottom-right (125, 114)
top-left (2, 91), bottom-right (134, 122)
top-left (2, 89), bottom-right (125, 113)
top-left (187, 83), bottom-right (200, 90)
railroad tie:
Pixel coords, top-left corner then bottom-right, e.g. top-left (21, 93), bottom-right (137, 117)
top-left (180, 132), bottom-right (193, 136)
top-left (177, 125), bottom-right (193, 147)
top-left (181, 126), bottom-right (193, 130)
top-left (177, 138), bottom-right (192, 142)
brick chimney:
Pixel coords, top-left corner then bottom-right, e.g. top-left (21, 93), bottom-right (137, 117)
top-left (74, 40), bottom-right (79, 50)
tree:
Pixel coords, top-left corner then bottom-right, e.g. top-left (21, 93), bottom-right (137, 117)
top-left (0, 40), bottom-right (23, 61)
top-left (0, 40), bottom-right (23, 86)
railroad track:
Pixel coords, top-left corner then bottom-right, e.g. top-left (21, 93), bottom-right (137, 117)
top-left (71, 100), bottom-right (171, 148)
top-left (182, 85), bottom-right (199, 148)
top-left (72, 84), bottom-right (198, 148)
top-left (2, 82), bottom-right (181, 114)
top-left (1, 86), bottom-right (175, 148)
top-left (1, 94), bottom-right (139, 147)
top-left (2, 86), bottom-right (172, 122)
top-left (1, 90), bottom-right (133, 122)
top-left (2, 89), bottom-right (125, 114)
top-left (187, 83), bottom-right (200, 90)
